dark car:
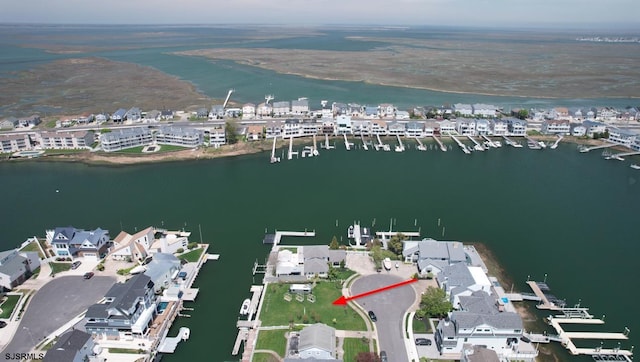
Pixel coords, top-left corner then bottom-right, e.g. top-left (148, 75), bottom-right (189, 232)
top-left (83, 272), bottom-right (94, 279)
top-left (0, 321), bottom-right (7, 328)
top-left (416, 338), bottom-right (432, 346)
top-left (368, 310), bottom-right (377, 322)
top-left (71, 261), bottom-right (82, 270)
top-left (380, 351), bottom-right (388, 362)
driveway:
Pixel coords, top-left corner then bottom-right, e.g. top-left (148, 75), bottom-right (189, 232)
top-left (351, 274), bottom-right (416, 362)
top-left (1, 275), bottom-right (116, 354)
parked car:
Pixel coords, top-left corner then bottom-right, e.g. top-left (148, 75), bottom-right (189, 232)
top-left (83, 272), bottom-right (94, 279)
top-left (0, 321), bottom-right (7, 328)
top-left (380, 351), bottom-right (388, 362)
top-left (416, 338), bottom-right (432, 345)
top-left (71, 261), bottom-right (81, 270)
top-left (368, 310), bottom-right (377, 322)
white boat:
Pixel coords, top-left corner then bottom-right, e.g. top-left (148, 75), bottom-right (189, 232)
top-left (239, 299), bottom-right (251, 315)
top-left (631, 164), bottom-right (640, 169)
top-left (383, 258), bottom-right (392, 271)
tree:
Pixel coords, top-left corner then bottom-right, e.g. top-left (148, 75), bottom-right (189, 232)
top-left (419, 286), bottom-right (453, 318)
top-left (329, 236), bottom-right (339, 250)
top-left (517, 109), bottom-right (529, 120)
top-left (387, 233), bottom-right (407, 256)
top-left (225, 121), bottom-right (238, 144)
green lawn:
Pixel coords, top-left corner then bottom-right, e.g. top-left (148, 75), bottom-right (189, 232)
top-left (412, 316), bottom-right (432, 333)
top-left (116, 146), bottom-right (145, 154)
top-left (49, 262), bottom-right (71, 275)
top-left (108, 348), bottom-right (143, 354)
top-left (252, 353), bottom-right (279, 362)
top-left (19, 241), bottom-right (44, 259)
top-left (254, 329), bottom-right (287, 357)
top-left (333, 268), bottom-right (356, 281)
top-left (179, 248), bottom-right (204, 263)
top-left (157, 145), bottom-right (189, 152)
top-left (0, 295), bottom-right (21, 318)
top-left (342, 337), bottom-right (371, 361)
top-left (44, 149), bottom-right (88, 154)
top-left (259, 282), bottom-right (367, 331)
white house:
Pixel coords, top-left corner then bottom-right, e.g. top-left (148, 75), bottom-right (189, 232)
top-left (208, 128), bottom-right (226, 148)
top-left (582, 120), bottom-right (607, 138)
top-left (490, 119), bottom-right (507, 136)
top-left (507, 119), bottom-right (527, 136)
top-left (0, 134), bottom-right (32, 153)
top-left (351, 120), bottom-right (370, 136)
top-left (46, 226), bottom-right (110, 260)
top-left (291, 99), bottom-right (309, 115)
top-left (149, 230), bottom-right (190, 255)
top-left (438, 120), bottom-right (457, 134)
top-left (379, 103), bottom-right (395, 118)
top-left (0, 249), bottom-right (40, 290)
top-left (607, 127), bottom-right (636, 147)
top-left (472, 104), bottom-right (498, 118)
top-left (541, 120), bottom-right (571, 135)
top-left (143, 253), bottom-right (182, 293)
top-left (457, 119), bottom-right (476, 136)
top-left (371, 120), bottom-right (388, 135)
top-left (454, 104), bottom-right (473, 117)
top-left (298, 323), bottom-right (336, 359)
top-left (283, 118), bottom-right (301, 138)
top-left (387, 121), bottom-right (406, 136)
top-left (110, 227), bottom-right (155, 262)
top-left (475, 119), bottom-right (490, 135)
top-left (257, 102), bottom-right (272, 118)
top-left (272, 101), bottom-right (290, 117)
top-left (571, 125), bottom-right (587, 137)
top-left (242, 103), bottom-right (256, 120)
top-left (336, 115), bottom-right (352, 135)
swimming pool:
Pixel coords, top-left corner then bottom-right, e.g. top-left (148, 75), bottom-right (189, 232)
top-left (501, 297), bottom-right (509, 304)
top-left (157, 301), bottom-right (169, 313)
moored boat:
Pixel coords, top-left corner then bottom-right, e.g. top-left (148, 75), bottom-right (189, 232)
top-left (239, 298), bottom-right (251, 315)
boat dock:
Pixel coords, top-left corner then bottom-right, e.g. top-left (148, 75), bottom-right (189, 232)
top-left (525, 136), bottom-right (545, 149)
top-left (269, 135), bottom-right (280, 163)
top-left (502, 135), bottom-right (523, 148)
top-left (432, 135), bottom-right (447, 151)
top-left (449, 133), bottom-right (471, 154)
top-left (547, 316), bottom-right (632, 357)
top-left (550, 135), bottom-right (563, 149)
top-left (395, 135), bottom-right (405, 152)
top-left (312, 134), bottom-right (319, 156)
top-left (287, 137), bottom-right (297, 160)
top-left (232, 285), bottom-right (265, 357)
top-left (526, 281), bottom-right (566, 310)
top-left (481, 134), bottom-right (498, 148)
top-left (157, 327), bottom-right (191, 353)
top-left (264, 230), bottom-right (316, 249)
top-left (609, 150), bottom-right (640, 160)
top-left (361, 135), bottom-right (368, 150)
top-left (467, 135), bottom-right (485, 151)
top-left (579, 142), bottom-right (616, 153)
top-left (375, 134), bottom-right (390, 151)
top-left (323, 134), bottom-right (334, 149)
top-left (415, 137), bottom-right (427, 151)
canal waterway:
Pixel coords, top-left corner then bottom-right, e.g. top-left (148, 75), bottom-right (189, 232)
top-left (0, 144), bottom-right (638, 361)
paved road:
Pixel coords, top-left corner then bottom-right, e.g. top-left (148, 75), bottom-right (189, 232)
top-left (2, 275), bottom-right (116, 354)
top-left (351, 274), bottom-right (416, 362)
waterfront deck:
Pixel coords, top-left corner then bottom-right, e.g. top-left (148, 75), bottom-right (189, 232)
top-left (157, 327), bottom-right (190, 353)
top-left (432, 135), bottom-right (447, 151)
top-left (547, 317), bottom-right (632, 357)
top-left (271, 230), bottom-right (316, 247)
top-left (449, 133), bottom-right (471, 154)
top-left (579, 142), bottom-right (616, 153)
top-left (526, 281), bottom-right (564, 310)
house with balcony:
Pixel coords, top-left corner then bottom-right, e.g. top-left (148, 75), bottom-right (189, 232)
top-left (265, 121), bottom-right (283, 138)
top-left (291, 99), bottom-right (310, 116)
top-left (321, 120), bottom-right (337, 135)
top-left (0, 249), bottom-right (40, 291)
top-left (490, 119), bottom-right (508, 136)
top-left (43, 330), bottom-right (95, 362)
top-left (110, 227), bottom-right (155, 262)
top-left (506, 119), bottom-right (527, 136)
top-left (46, 226), bottom-right (110, 260)
top-left (247, 125), bottom-right (263, 141)
top-left (149, 230), bottom-right (190, 255)
top-left (582, 120), bottom-right (607, 138)
top-left (336, 115), bottom-right (352, 134)
top-left (438, 120), bottom-right (457, 134)
top-left (283, 118), bottom-right (301, 138)
top-left (631, 137), bottom-right (640, 151)
top-left (472, 104), bottom-right (497, 118)
top-left (607, 127), bottom-right (637, 147)
top-left (257, 102), bottom-right (272, 118)
top-left (143, 253), bottom-right (182, 294)
top-left (125, 107), bottom-right (142, 122)
top-left (371, 120), bottom-right (388, 135)
top-left (300, 119), bottom-right (320, 136)
top-left (406, 122), bottom-right (424, 137)
top-left (402, 239), bottom-right (467, 277)
top-left (100, 127), bottom-right (152, 152)
top-left (541, 120), bottom-right (571, 135)
top-left (272, 101), bottom-right (290, 117)
top-left (571, 125), bottom-right (587, 137)
top-left (155, 127), bottom-right (204, 148)
top-left (363, 105), bottom-right (379, 119)
top-left (475, 119), bottom-right (490, 135)
top-left (111, 108), bottom-right (127, 122)
top-left (351, 120), bottom-right (370, 136)
top-left (242, 103), bottom-right (256, 120)
top-left (0, 133), bottom-right (32, 153)
top-left (208, 128), bottom-right (226, 148)
top-left (38, 131), bottom-right (95, 150)
top-left (423, 121), bottom-right (437, 136)
top-left (85, 274), bottom-right (157, 339)
top-left (379, 103), bottom-right (395, 118)
top-left (0, 117), bottom-right (19, 130)
top-left (387, 121), bottom-right (406, 136)
top-left (454, 104), bottom-right (473, 117)
top-left (347, 103), bottom-right (362, 117)
top-left (457, 119), bottom-right (476, 136)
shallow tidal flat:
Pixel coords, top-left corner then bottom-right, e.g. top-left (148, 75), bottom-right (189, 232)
top-left (0, 57), bottom-right (211, 116)
top-left (177, 35), bottom-right (640, 99)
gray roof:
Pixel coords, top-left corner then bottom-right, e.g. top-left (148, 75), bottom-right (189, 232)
top-left (299, 323), bottom-right (335, 355)
top-left (451, 310), bottom-right (522, 331)
top-left (44, 330), bottom-right (92, 362)
top-left (87, 274), bottom-right (153, 320)
top-left (100, 127), bottom-right (150, 142)
top-left (304, 259), bottom-right (328, 275)
top-left (112, 108), bottom-right (127, 118)
top-left (144, 253), bottom-right (181, 282)
top-left (291, 99), bottom-right (309, 107)
top-left (414, 239), bottom-right (466, 263)
top-left (0, 250), bottom-right (28, 279)
top-left (437, 263), bottom-right (475, 290)
top-left (52, 226), bottom-right (76, 243)
top-left (463, 345), bottom-right (500, 362)
top-left (304, 245), bottom-right (328, 260)
top-left (328, 250), bottom-right (346, 264)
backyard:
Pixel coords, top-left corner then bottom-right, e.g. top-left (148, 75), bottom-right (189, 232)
top-left (49, 262), bottom-right (71, 275)
top-left (259, 281), bottom-right (367, 331)
top-left (179, 248), bottom-right (204, 263)
top-left (254, 329), bottom-right (287, 358)
top-left (342, 337), bottom-right (370, 361)
top-left (0, 294), bottom-right (21, 319)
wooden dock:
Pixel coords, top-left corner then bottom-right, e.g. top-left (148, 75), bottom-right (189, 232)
top-left (547, 316), bottom-right (632, 357)
top-left (526, 281), bottom-right (563, 310)
top-left (271, 230), bottom-right (316, 247)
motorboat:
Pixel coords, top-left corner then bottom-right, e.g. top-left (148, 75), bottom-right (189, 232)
top-left (239, 299), bottom-right (251, 315)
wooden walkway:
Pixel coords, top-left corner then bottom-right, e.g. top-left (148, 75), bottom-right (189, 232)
top-left (526, 281), bottom-right (562, 310)
top-left (548, 317), bottom-right (632, 357)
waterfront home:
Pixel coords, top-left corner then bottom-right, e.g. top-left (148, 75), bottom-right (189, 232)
top-left (283, 118), bottom-right (302, 138)
top-left (395, 110), bottom-right (410, 120)
top-left (319, 108), bottom-right (333, 120)
top-left (145, 110), bottom-right (161, 122)
top-left (438, 119), bottom-right (456, 134)
top-left (160, 110), bottom-right (174, 120)
top-left (436, 290), bottom-right (530, 361)
top-left (85, 274), bottom-right (157, 339)
top-left (301, 119), bottom-right (320, 136)
top-left (302, 245), bottom-right (345, 279)
top-left (0, 117), bottom-right (19, 129)
top-left (0, 133), bottom-right (32, 153)
top-left (17, 115), bottom-right (41, 128)
top-left (506, 118), bottom-right (527, 136)
top-left (193, 107), bottom-right (207, 119)
top-left (257, 102), bottom-right (273, 118)
top-left (402, 239), bottom-right (466, 276)
top-left (379, 103), bottom-right (395, 118)
top-left (291, 98), bottom-right (310, 116)
top-left (491, 119), bottom-right (508, 136)
top-left (423, 121), bottom-right (437, 136)
top-left (95, 114), bottom-right (108, 123)
top-left (242, 103), bottom-right (256, 120)
top-left (246, 125), bottom-right (263, 141)
top-left (472, 104), bottom-right (498, 118)
top-left (461, 345), bottom-right (500, 362)
top-left (46, 226), bottom-right (110, 260)
top-left (607, 127), bottom-right (637, 147)
top-left (454, 104), bottom-right (473, 117)
top-left (155, 127), bottom-right (204, 148)
top-left (209, 105), bottom-right (225, 119)
top-left (406, 121), bottom-right (424, 137)
top-left (336, 115), bottom-right (352, 134)
top-left (149, 230), bottom-right (190, 255)
top-left (100, 127), bottom-right (153, 152)
top-left (108, 109), bottom-right (125, 123)
top-left (596, 107), bottom-right (618, 122)
top-left (265, 121), bottom-right (283, 138)
top-left (143, 253), bottom-right (182, 294)
top-left (37, 130), bottom-right (95, 150)
top-left (457, 119), bottom-right (476, 136)
top-left (126, 107), bottom-right (142, 122)
top-left (275, 249), bottom-right (303, 277)
top-left (371, 120), bottom-right (388, 135)
top-left (550, 107), bottom-right (570, 120)
top-left (437, 264), bottom-right (492, 307)
top-left (631, 137), bottom-right (640, 151)
top-left (321, 120), bottom-right (337, 135)
top-left (273, 101), bottom-right (290, 117)
top-left (297, 323), bottom-right (337, 359)
top-left (387, 121), bottom-right (406, 135)
top-left (582, 120), bottom-right (607, 138)
top-left (208, 128), bottom-right (226, 148)
top-left (475, 119), bottom-right (490, 135)
top-left (571, 125), bottom-right (587, 137)
top-left (110, 227), bottom-right (155, 262)
top-left (332, 102), bottom-right (347, 116)
top-left (363, 105), bottom-right (378, 119)
top-left (43, 330), bottom-right (95, 362)
top-left (0, 249), bottom-right (40, 291)
top-left (541, 119), bottom-right (571, 135)
top-left (347, 103), bottom-right (362, 117)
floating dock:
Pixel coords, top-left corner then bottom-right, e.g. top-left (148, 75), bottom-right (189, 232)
top-left (502, 135), bottom-right (523, 148)
top-left (526, 281), bottom-right (566, 310)
top-left (157, 327), bottom-right (190, 353)
top-left (432, 135), bottom-right (447, 151)
top-left (578, 142), bottom-right (616, 153)
top-left (547, 316), bottom-right (632, 358)
top-left (467, 135), bottom-right (485, 151)
top-left (550, 134), bottom-right (563, 149)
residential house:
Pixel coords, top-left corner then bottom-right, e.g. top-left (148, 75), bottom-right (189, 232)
top-left (322, 120), bottom-right (337, 135)
top-left (394, 110), bottom-right (409, 120)
top-left (423, 121), bottom-right (437, 136)
top-left (46, 226), bottom-right (110, 260)
top-left (125, 107), bottom-right (142, 122)
top-left (475, 119), bottom-right (490, 135)
top-left (298, 323), bottom-right (337, 359)
top-left (582, 120), bottom-right (607, 138)
top-left (143, 253), bottom-right (182, 293)
top-left (242, 103), bottom-right (256, 120)
top-left (283, 118), bottom-right (301, 138)
top-left (571, 125), bottom-right (587, 137)
top-left (370, 120), bottom-right (387, 135)
top-left (596, 107), bottom-right (618, 121)
top-left (111, 108), bottom-right (127, 122)
top-left (0, 249), bottom-right (40, 291)
top-left (110, 227), bottom-right (155, 262)
top-left (100, 127), bottom-right (152, 152)
top-left (387, 121), bottom-right (406, 135)
top-left (347, 103), bottom-right (362, 117)
top-left (405, 121), bottom-right (424, 138)
top-left (265, 121), bottom-right (283, 138)
top-left (549, 107), bottom-right (570, 120)
top-left (300, 119), bottom-right (320, 136)
top-left (472, 104), bottom-right (497, 118)
top-left (437, 264), bottom-right (492, 307)
top-left (145, 110), bottom-right (161, 122)
top-left (541, 120), bottom-right (571, 135)
top-left (363, 105), bottom-right (378, 119)
top-left (209, 105), bottom-right (225, 119)
top-left (291, 99), bottom-right (310, 116)
top-left (457, 119), bottom-right (476, 136)
top-left (0, 117), bottom-right (19, 130)
top-left (607, 127), bottom-right (637, 147)
top-left (18, 115), bottom-right (41, 128)
top-left (85, 274), bottom-right (156, 338)
top-left (160, 110), bottom-right (174, 120)
top-left (490, 119), bottom-right (508, 136)
top-left (257, 102), bottom-right (273, 118)
top-left (272, 101), bottom-right (290, 117)
top-left (402, 239), bottom-right (467, 276)
top-left (438, 120), bottom-right (456, 134)
top-left (43, 330), bottom-right (95, 362)
top-left (246, 125), bottom-right (263, 141)
top-left (461, 345), bottom-right (500, 362)
top-left (149, 230), bottom-right (190, 255)
top-left (155, 127), bottom-right (204, 148)
top-left (332, 102), bottom-right (348, 116)
top-left (0, 133), bottom-right (32, 153)
top-left (336, 115), bottom-right (352, 134)
top-left (38, 130), bottom-right (94, 150)
top-left (631, 137), bottom-right (640, 152)
top-left (506, 119), bottom-right (527, 136)
top-left (95, 114), bottom-right (108, 124)
top-left (378, 103), bottom-right (395, 118)
top-left (302, 245), bottom-right (345, 279)
top-left (275, 249), bottom-right (303, 277)
top-left (208, 128), bottom-right (226, 147)
top-left (454, 104), bottom-right (473, 117)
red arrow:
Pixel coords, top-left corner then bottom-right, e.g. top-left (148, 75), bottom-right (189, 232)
top-left (332, 278), bottom-right (418, 305)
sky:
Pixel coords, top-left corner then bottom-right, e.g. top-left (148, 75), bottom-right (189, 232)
top-left (0, 0), bottom-right (639, 29)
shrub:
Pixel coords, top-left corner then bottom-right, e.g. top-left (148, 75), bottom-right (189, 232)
top-left (96, 264), bottom-right (105, 271)
top-left (176, 248), bottom-right (184, 254)
top-left (188, 242), bottom-right (198, 249)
